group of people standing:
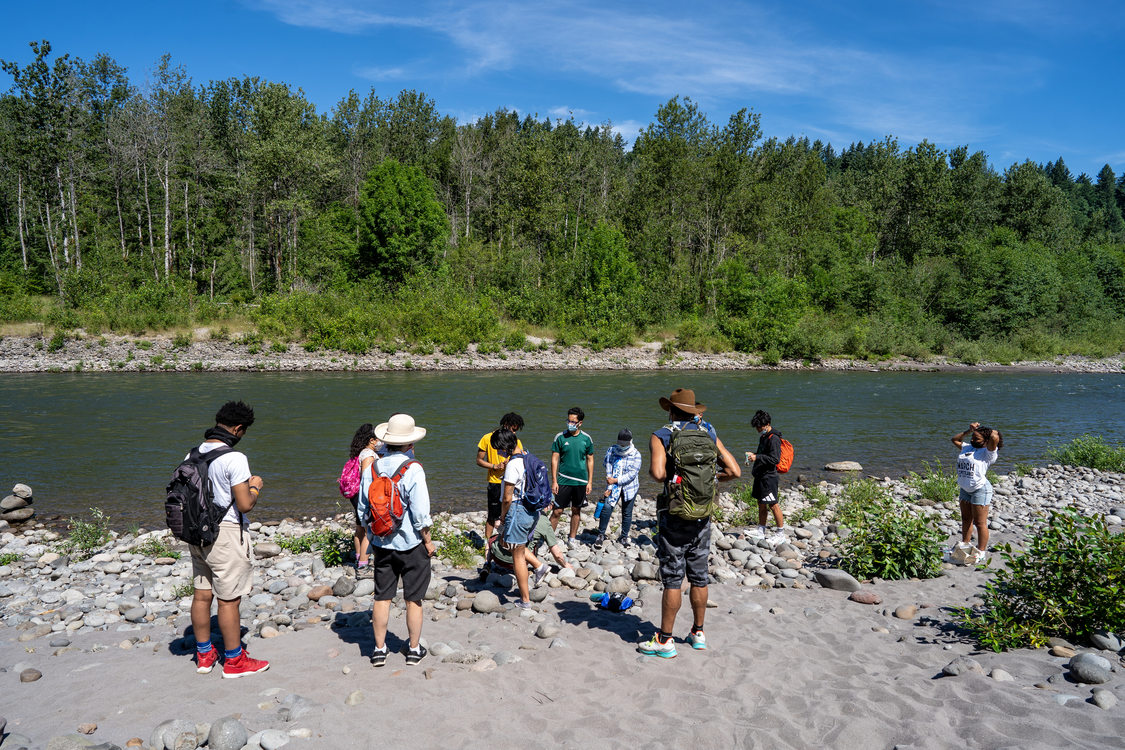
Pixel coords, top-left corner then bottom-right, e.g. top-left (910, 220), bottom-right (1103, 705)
top-left (183, 390), bottom-right (1004, 673)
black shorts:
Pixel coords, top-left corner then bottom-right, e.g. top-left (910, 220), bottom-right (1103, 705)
top-left (656, 511), bottom-right (711, 589)
top-left (486, 483), bottom-right (503, 523)
top-left (371, 544), bottom-right (432, 602)
top-left (753, 474), bottom-right (779, 504)
top-left (554, 484), bottom-right (587, 509)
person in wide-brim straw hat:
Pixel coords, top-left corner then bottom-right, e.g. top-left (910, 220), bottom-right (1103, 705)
top-left (374, 413), bottom-right (427, 446)
top-left (658, 388), bottom-right (706, 415)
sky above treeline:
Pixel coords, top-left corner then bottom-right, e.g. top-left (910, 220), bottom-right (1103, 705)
top-left (4, 0), bottom-right (1122, 178)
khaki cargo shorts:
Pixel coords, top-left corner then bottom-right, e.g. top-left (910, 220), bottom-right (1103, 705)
top-left (190, 522), bottom-right (252, 600)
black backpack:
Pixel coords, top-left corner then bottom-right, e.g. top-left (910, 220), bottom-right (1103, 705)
top-left (166, 445), bottom-right (233, 546)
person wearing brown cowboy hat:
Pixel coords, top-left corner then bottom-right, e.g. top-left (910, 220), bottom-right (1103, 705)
top-left (638, 388), bottom-right (740, 659)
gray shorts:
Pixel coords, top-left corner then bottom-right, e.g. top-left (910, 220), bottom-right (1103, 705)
top-left (656, 511), bottom-right (711, 588)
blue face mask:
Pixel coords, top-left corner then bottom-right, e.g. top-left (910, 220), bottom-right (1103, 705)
top-left (566, 422), bottom-right (579, 433)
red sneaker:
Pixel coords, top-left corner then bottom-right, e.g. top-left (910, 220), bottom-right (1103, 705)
top-left (196, 648), bottom-right (219, 674)
top-left (221, 650), bottom-right (270, 679)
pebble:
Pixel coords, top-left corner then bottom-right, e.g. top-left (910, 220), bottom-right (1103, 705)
top-left (536, 623), bottom-right (560, 639)
top-left (812, 569), bottom-right (861, 592)
top-left (77, 723), bottom-right (97, 734)
top-left (20, 668), bottom-right (42, 682)
top-left (259, 728), bottom-right (290, 749)
top-left (1049, 645), bottom-right (1077, 658)
top-left (1092, 688), bottom-right (1118, 710)
top-left (208, 716), bottom-right (249, 750)
top-left (345, 690), bottom-right (364, 706)
top-left (894, 605), bottom-right (918, 620)
top-left (942, 657), bottom-right (984, 677)
top-left (1068, 653), bottom-right (1113, 684)
top-left (989, 668), bottom-right (1014, 682)
top-left (848, 591), bottom-right (882, 605)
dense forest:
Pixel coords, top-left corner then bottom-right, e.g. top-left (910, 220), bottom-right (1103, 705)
top-left (2, 41), bottom-right (1124, 361)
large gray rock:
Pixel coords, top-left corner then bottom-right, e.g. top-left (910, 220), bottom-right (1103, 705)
top-left (254, 542), bottom-right (281, 559)
top-left (207, 716), bottom-right (249, 750)
top-left (353, 579), bottom-right (375, 597)
top-left (1068, 652), bottom-right (1112, 684)
top-left (631, 561), bottom-right (659, 581)
top-left (813, 569), bottom-right (861, 592)
top-left (1, 507), bottom-right (35, 522)
top-left (471, 590), bottom-right (502, 614)
top-left (1092, 687), bottom-right (1118, 710)
top-left (12, 483), bottom-right (33, 499)
top-left (825, 461), bottom-right (863, 472)
top-left (332, 576), bottom-right (356, 597)
top-left (151, 720), bottom-right (197, 750)
top-left (1089, 630), bottom-right (1123, 652)
top-left (1, 495), bottom-right (29, 511)
top-left (607, 577), bottom-right (633, 594)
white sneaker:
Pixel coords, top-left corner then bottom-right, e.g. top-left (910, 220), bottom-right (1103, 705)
top-left (567, 538), bottom-right (580, 550)
top-left (533, 563), bottom-right (550, 586)
top-left (747, 526), bottom-right (766, 539)
top-left (947, 542), bottom-right (972, 565)
top-left (767, 532), bottom-right (787, 546)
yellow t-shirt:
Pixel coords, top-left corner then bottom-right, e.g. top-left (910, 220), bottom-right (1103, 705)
top-left (478, 431), bottom-right (524, 484)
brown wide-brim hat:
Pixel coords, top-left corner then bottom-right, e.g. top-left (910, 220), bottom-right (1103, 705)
top-left (658, 388), bottom-right (706, 415)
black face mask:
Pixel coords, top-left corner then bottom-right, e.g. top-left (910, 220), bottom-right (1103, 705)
top-left (204, 425), bottom-right (242, 448)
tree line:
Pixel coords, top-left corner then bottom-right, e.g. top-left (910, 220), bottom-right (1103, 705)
top-left (2, 40), bottom-right (1124, 361)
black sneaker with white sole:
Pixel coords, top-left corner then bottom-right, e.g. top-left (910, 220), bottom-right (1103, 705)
top-left (370, 647), bottom-right (387, 667)
top-left (405, 645), bottom-right (427, 666)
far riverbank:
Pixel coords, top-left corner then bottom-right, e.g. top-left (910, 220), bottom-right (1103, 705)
top-left (1, 334), bottom-right (1123, 373)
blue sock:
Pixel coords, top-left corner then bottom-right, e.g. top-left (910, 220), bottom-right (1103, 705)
top-left (196, 640), bottom-right (213, 654)
top-left (224, 646), bottom-right (243, 659)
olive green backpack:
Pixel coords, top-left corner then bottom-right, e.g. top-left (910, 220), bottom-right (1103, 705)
top-left (661, 423), bottom-right (719, 520)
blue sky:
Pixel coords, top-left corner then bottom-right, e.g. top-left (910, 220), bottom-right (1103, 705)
top-left (4, 0), bottom-right (1122, 177)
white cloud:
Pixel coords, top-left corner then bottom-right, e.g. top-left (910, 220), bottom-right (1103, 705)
top-left (355, 66), bottom-right (409, 82)
top-left (548, 105), bottom-right (593, 120)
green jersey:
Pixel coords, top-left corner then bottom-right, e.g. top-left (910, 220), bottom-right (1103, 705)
top-left (552, 429), bottom-right (594, 486)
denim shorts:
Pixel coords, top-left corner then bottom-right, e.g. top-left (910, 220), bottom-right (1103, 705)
top-left (503, 500), bottom-right (538, 546)
top-left (959, 483), bottom-right (993, 506)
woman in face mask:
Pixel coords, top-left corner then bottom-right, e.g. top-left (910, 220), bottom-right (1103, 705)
top-left (950, 422), bottom-right (1004, 566)
top-left (595, 429), bottom-right (643, 547)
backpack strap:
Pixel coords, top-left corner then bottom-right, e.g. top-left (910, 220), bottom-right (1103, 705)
top-left (390, 459), bottom-right (419, 483)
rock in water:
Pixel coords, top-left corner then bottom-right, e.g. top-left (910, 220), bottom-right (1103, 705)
top-left (12, 483), bottom-right (33, 499)
top-left (825, 461), bottom-right (863, 472)
top-left (812, 569), bottom-right (861, 592)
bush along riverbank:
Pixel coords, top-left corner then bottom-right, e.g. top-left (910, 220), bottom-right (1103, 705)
top-left (2, 333), bottom-right (1124, 373)
top-left (1, 464), bottom-right (1123, 747)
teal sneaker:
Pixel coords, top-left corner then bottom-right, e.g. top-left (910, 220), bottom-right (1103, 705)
top-left (637, 634), bottom-right (677, 659)
top-left (687, 630), bottom-right (707, 650)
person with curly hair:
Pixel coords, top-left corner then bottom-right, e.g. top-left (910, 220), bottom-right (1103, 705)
top-left (951, 422), bottom-right (1004, 566)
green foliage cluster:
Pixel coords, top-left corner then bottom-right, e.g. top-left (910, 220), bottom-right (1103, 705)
top-left (275, 527), bottom-right (352, 567)
top-left (0, 552), bottom-right (21, 566)
top-left (1, 43), bottom-right (1124, 358)
top-left (58, 507), bottom-right (112, 561)
top-left (1047, 434), bottom-right (1125, 472)
top-left (130, 537), bottom-right (181, 559)
top-left (172, 581), bottom-right (195, 599)
top-left (907, 460), bottom-right (959, 505)
top-left (958, 510), bottom-right (1125, 651)
top-left (834, 480), bottom-right (945, 580)
top-left (430, 516), bottom-right (479, 568)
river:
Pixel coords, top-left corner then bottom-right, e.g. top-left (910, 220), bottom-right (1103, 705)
top-left (2, 370), bottom-right (1123, 527)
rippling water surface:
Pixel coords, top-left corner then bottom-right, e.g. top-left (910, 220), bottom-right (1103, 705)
top-left (2, 370), bottom-right (1123, 526)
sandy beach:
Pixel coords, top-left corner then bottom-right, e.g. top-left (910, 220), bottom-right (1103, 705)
top-left (2, 467), bottom-right (1124, 749)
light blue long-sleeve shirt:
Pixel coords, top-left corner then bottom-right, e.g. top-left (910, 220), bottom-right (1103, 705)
top-left (604, 443), bottom-right (642, 502)
top-left (358, 451), bottom-right (432, 551)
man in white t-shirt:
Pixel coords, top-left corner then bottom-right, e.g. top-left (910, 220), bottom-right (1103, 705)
top-left (950, 421), bottom-right (1003, 565)
top-left (495, 429), bottom-right (538, 608)
top-left (188, 401), bottom-right (269, 678)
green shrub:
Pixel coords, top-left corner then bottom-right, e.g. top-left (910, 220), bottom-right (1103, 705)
top-left (957, 509), bottom-right (1125, 651)
top-left (723, 484), bottom-right (759, 526)
top-left (430, 516), bottom-right (479, 568)
top-left (270, 341), bottom-right (288, 353)
top-left (838, 499), bottom-right (945, 580)
top-left (47, 330), bottom-right (67, 352)
top-left (59, 507), bottom-right (112, 560)
top-left (172, 582), bottom-right (195, 598)
top-left (503, 331), bottom-right (528, 350)
top-left (907, 459), bottom-right (958, 505)
top-left (1047, 434), bottom-right (1125, 472)
top-left (0, 552), bottom-right (21, 566)
top-left (131, 537), bottom-right (180, 559)
top-left (276, 527), bottom-right (352, 567)
top-left (171, 332), bottom-right (192, 349)
top-left (1014, 461), bottom-right (1034, 477)
top-left (832, 479), bottom-right (891, 529)
top-left (477, 340), bottom-right (501, 355)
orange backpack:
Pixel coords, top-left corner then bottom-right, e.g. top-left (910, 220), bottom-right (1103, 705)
top-left (775, 433), bottom-right (795, 474)
top-left (366, 459), bottom-right (418, 538)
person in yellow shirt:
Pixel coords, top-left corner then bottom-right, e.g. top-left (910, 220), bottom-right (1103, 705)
top-left (476, 413), bottom-right (524, 539)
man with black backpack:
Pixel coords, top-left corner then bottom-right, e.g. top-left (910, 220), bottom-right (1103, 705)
top-left (639, 388), bottom-right (740, 659)
top-left (184, 401), bottom-right (269, 678)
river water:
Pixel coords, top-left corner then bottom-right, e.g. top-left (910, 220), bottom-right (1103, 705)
top-left (2, 370), bottom-right (1123, 527)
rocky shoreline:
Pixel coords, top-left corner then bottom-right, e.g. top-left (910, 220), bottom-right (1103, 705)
top-left (1, 334), bottom-right (1123, 373)
top-left (1, 465), bottom-right (1123, 748)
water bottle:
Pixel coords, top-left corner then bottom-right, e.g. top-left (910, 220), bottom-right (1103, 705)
top-left (594, 500), bottom-right (604, 520)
